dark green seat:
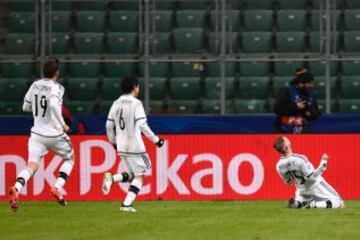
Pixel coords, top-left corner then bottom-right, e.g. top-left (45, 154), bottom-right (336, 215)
top-left (309, 31), bottom-right (324, 53)
top-left (102, 78), bottom-right (122, 100)
top-left (277, 0), bottom-right (307, 9)
top-left (178, 1), bottom-right (209, 10)
top-left (168, 100), bottom-right (198, 114)
top-left (172, 62), bottom-right (203, 77)
top-left (52, 1), bottom-right (73, 11)
top-left (154, 1), bottom-right (174, 10)
top-left (209, 32), bottom-right (239, 54)
top-left (5, 33), bottom-right (35, 55)
top-left (0, 101), bottom-right (23, 115)
top-left (277, 10), bottom-right (306, 31)
top-left (276, 32), bottom-right (305, 53)
top-left (239, 77), bottom-right (269, 99)
top-left (342, 60), bottom-right (360, 76)
top-left (204, 77), bottom-right (235, 100)
top-left (150, 33), bottom-right (171, 54)
top-left (66, 101), bottom-right (95, 114)
top-left (7, 12), bottom-right (35, 33)
top-left (340, 76), bottom-right (360, 99)
top-left (347, 0), bottom-right (360, 8)
top-left (76, 11), bottom-right (105, 32)
top-left (243, 0), bottom-right (273, 9)
top-left (338, 99), bottom-right (360, 113)
top-left (99, 100), bottom-right (113, 114)
top-left (239, 61), bottom-right (269, 76)
top-left (67, 78), bottom-right (99, 100)
top-left (110, 11), bottom-right (139, 32)
top-left (106, 32), bottom-right (138, 54)
top-left (112, 1), bottom-right (139, 10)
top-left (274, 60), bottom-right (304, 76)
top-left (206, 62), bottom-right (237, 77)
top-left (210, 10), bottom-right (241, 31)
top-left (148, 77), bottom-right (167, 100)
top-left (73, 33), bottom-right (104, 54)
top-left (176, 10), bottom-right (206, 28)
top-left (69, 61), bottom-right (100, 77)
top-left (2, 62), bottom-right (34, 78)
top-left (312, 77), bottom-right (338, 99)
top-left (272, 76), bottom-right (291, 97)
top-left (151, 11), bottom-right (173, 32)
top-left (149, 100), bottom-right (165, 114)
top-left (50, 11), bottom-right (71, 32)
top-left (103, 62), bottom-right (136, 78)
top-left (173, 28), bottom-right (204, 54)
top-left (139, 62), bottom-right (169, 77)
top-left (77, 1), bottom-right (107, 10)
top-left (310, 10), bottom-right (341, 31)
top-left (344, 31), bottom-right (360, 52)
top-left (242, 32), bottom-right (272, 53)
top-left (9, 0), bottom-right (35, 11)
top-left (316, 99), bottom-right (338, 112)
top-left (345, 10), bottom-right (360, 31)
top-left (170, 77), bottom-right (201, 100)
top-left (0, 78), bottom-right (28, 101)
top-left (235, 99), bottom-right (267, 114)
top-left (308, 61), bottom-right (338, 76)
top-left (202, 100), bottom-right (221, 114)
top-left (243, 10), bottom-right (273, 31)
top-left (48, 33), bottom-right (71, 55)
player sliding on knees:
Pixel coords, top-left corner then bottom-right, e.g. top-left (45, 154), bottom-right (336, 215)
top-left (273, 136), bottom-right (344, 209)
top-left (102, 76), bottom-right (164, 212)
top-left (9, 58), bottom-right (75, 212)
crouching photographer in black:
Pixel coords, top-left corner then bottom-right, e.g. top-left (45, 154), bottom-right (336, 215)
top-left (273, 68), bottom-right (321, 133)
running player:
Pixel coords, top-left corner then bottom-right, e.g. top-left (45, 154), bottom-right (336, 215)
top-left (9, 58), bottom-right (75, 212)
top-left (273, 136), bottom-right (344, 209)
top-left (102, 76), bottom-right (164, 212)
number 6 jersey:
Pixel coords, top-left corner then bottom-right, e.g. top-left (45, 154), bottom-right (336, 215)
top-left (23, 79), bottom-right (66, 137)
top-left (106, 94), bottom-right (159, 155)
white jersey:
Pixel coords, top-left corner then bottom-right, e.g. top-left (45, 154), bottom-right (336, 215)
top-left (276, 154), bottom-right (324, 191)
top-left (106, 94), bottom-right (159, 155)
top-left (23, 79), bottom-right (66, 137)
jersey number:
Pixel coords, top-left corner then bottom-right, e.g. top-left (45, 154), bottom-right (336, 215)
top-left (285, 170), bottom-right (306, 184)
top-left (119, 109), bottom-right (125, 130)
top-left (34, 94), bottom-right (47, 117)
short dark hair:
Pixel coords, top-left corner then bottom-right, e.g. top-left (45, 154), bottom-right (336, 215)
top-left (121, 76), bottom-right (139, 94)
top-left (43, 57), bottom-right (60, 78)
top-left (273, 136), bottom-right (286, 154)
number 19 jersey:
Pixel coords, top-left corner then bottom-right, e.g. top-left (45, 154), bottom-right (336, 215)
top-left (24, 79), bottom-right (65, 137)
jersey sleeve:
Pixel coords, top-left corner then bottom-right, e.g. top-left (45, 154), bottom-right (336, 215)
top-left (106, 103), bottom-right (117, 144)
top-left (49, 84), bottom-right (65, 126)
top-left (135, 102), bottom-right (159, 144)
top-left (299, 155), bottom-right (314, 178)
top-left (22, 83), bottom-right (33, 112)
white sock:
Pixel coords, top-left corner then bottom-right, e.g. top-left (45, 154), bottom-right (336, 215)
top-left (113, 172), bottom-right (131, 183)
top-left (14, 168), bottom-right (33, 193)
top-left (55, 160), bottom-right (74, 191)
top-left (314, 200), bottom-right (340, 208)
top-left (123, 178), bottom-right (143, 206)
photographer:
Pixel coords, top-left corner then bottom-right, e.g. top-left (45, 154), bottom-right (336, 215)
top-left (273, 68), bottom-right (320, 133)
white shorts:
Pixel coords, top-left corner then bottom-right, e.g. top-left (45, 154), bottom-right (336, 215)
top-left (28, 133), bottom-right (74, 164)
top-left (120, 153), bottom-right (151, 176)
top-left (296, 179), bottom-right (341, 202)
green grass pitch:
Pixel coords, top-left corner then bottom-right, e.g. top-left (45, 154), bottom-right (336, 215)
top-left (1, 201), bottom-right (360, 240)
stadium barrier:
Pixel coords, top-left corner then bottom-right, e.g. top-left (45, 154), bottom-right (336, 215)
top-left (0, 134), bottom-right (359, 201)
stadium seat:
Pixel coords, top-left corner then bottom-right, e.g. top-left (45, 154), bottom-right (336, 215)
top-left (106, 32), bottom-right (138, 55)
top-left (242, 32), bottom-right (272, 53)
top-left (168, 100), bottom-right (198, 114)
top-left (308, 61), bottom-right (338, 76)
top-left (309, 31), bottom-right (324, 53)
top-left (316, 99), bottom-right (338, 112)
top-left (277, 0), bottom-right (307, 9)
top-left (69, 61), bottom-right (100, 78)
top-left (150, 33), bottom-right (171, 54)
top-left (110, 11), bottom-right (139, 32)
top-left (338, 99), bottom-right (360, 113)
top-left (272, 76), bottom-right (291, 97)
top-left (173, 28), bottom-right (204, 54)
top-left (2, 62), bottom-right (34, 78)
top-left (243, 0), bottom-right (273, 10)
top-left (4, 33), bottom-right (35, 55)
top-left (310, 10), bottom-right (341, 31)
top-left (67, 78), bottom-right (98, 100)
top-left (50, 11), bottom-right (71, 32)
top-left (9, 0), bottom-right (35, 11)
top-left (73, 33), bottom-right (104, 54)
top-left (148, 77), bottom-right (167, 100)
top-left (239, 61), bottom-right (269, 76)
top-left (153, 1), bottom-right (174, 10)
top-left (243, 10), bottom-right (273, 31)
top-left (51, 1), bottom-right (73, 11)
top-left (151, 11), bottom-right (173, 32)
top-left (0, 101), bottom-right (23, 115)
top-left (206, 62), bottom-right (237, 77)
top-left (170, 77), bottom-right (201, 100)
top-left (176, 10), bottom-right (206, 28)
top-left (342, 60), bottom-right (360, 76)
top-left (103, 62), bottom-right (136, 78)
top-left (235, 99), bottom-right (267, 114)
top-left (7, 12), bottom-right (35, 33)
top-left (344, 31), bottom-right (360, 52)
top-left (277, 10), bottom-right (306, 31)
top-left (0, 78), bottom-right (28, 101)
top-left (204, 77), bottom-right (235, 100)
top-left (112, 1), bottom-right (139, 10)
top-left (276, 32), bottom-right (305, 53)
top-left (99, 100), bottom-right (113, 114)
top-left (172, 62), bottom-right (203, 77)
top-left (340, 76), bottom-right (360, 99)
top-left (345, 10), bottom-right (360, 31)
top-left (66, 101), bottom-right (95, 114)
top-left (201, 100), bottom-right (221, 114)
top-left (274, 60), bottom-right (304, 76)
top-left (210, 10), bottom-right (241, 31)
top-left (75, 11), bottom-right (105, 32)
top-left (101, 78), bottom-right (122, 100)
top-left (77, 1), bottom-right (107, 10)
top-left (48, 33), bottom-right (71, 55)
top-left (347, 0), bottom-right (360, 9)
top-left (139, 62), bottom-right (169, 78)
top-left (312, 76), bottom-right (338, 99)
top-left (209, 32), bottom-right (239, 54)
top-left (177, 1), bottom-right (209, 10)
top-left (149, 100), bottom-right (165, 114)
top-left (239, 77), bottom-right (269, 99)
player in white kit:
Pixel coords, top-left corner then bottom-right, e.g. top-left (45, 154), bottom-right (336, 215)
top-left (102, 76), bottom-right (164, 212)
top-left (273, 136), bottom-right (344, 209)
top-left (9, 58), bottom-right (75, 212)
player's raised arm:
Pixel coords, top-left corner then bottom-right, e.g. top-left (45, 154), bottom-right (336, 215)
top-left (312, 153), bottom-right (328, 178)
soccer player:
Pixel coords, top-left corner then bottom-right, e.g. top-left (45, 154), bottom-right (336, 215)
top-left (102, 76), bottom-right (164, 212)
top-left (273, 136), bottom-right (344, 209)
top-left (9, 58), bottom-right (74, 212)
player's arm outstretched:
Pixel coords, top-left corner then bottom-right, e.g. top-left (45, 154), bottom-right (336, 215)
top-left (310, 153), bottom-right (328, 178)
